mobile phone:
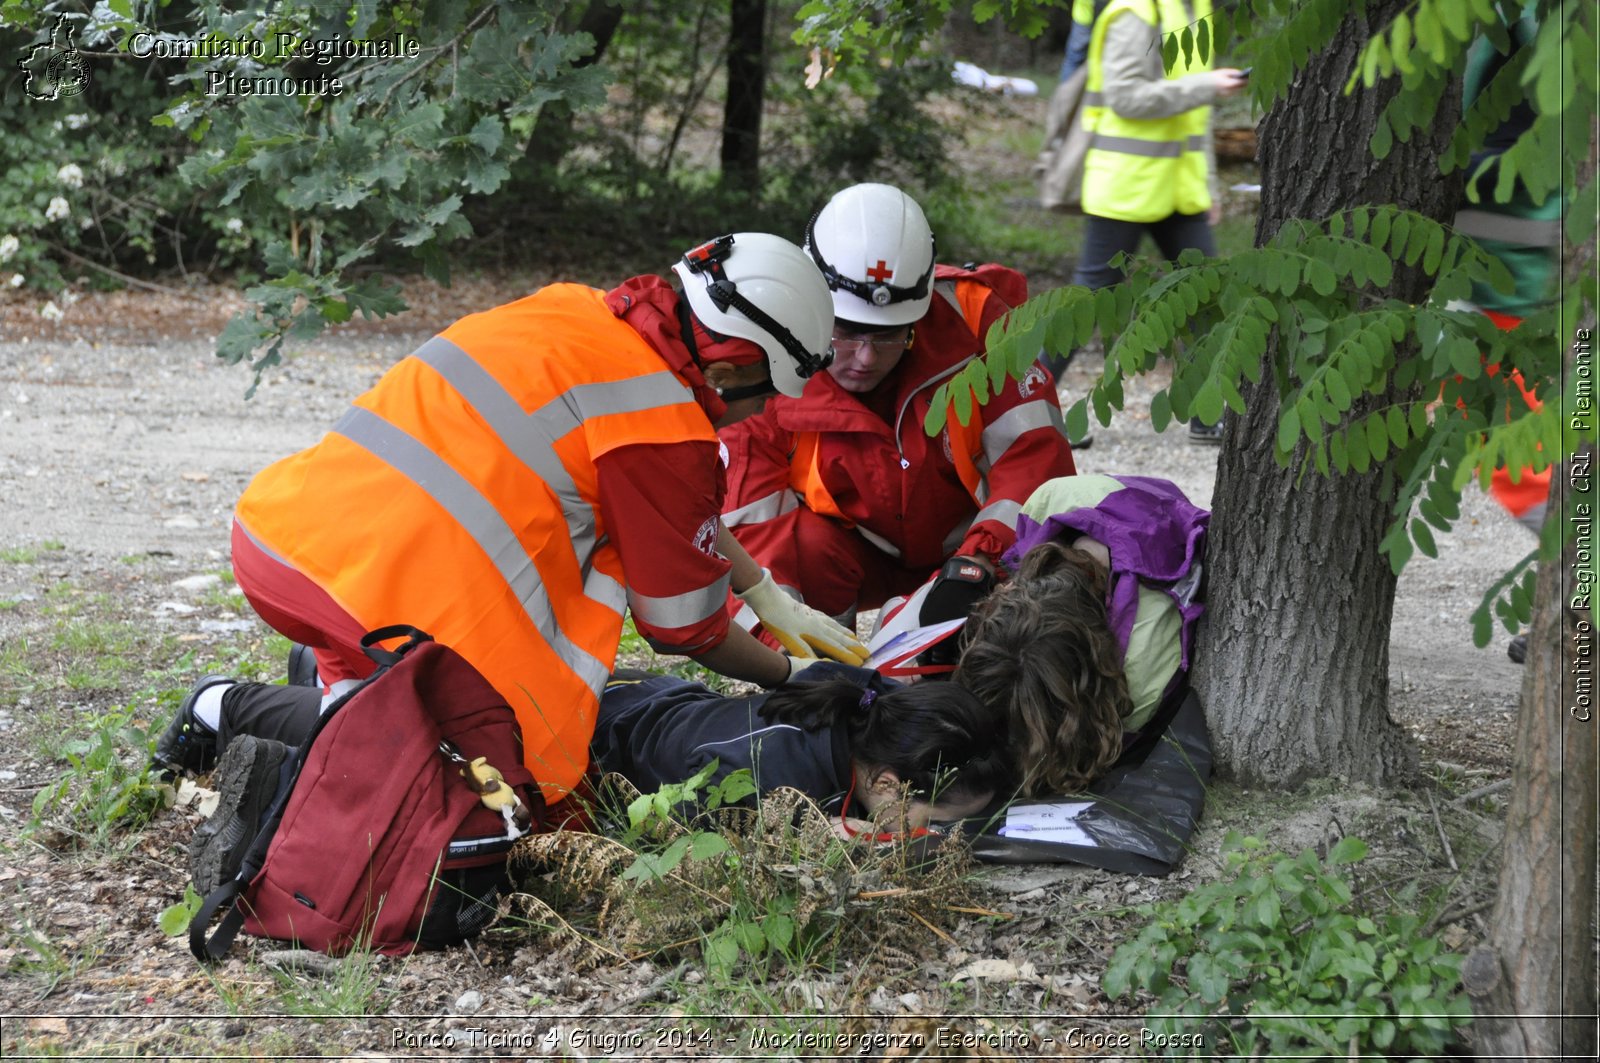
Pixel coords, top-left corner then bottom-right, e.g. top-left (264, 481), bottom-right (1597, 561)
top-left (1237, 66), bottom-right (1253, 78)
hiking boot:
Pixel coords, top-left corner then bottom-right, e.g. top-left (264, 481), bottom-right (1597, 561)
top-left (189, 735), bottom-right (292, 895)
top-left (1187, 417), bottom-right (1223, 445)
top-left (151, 675), bottom-right (234, 779)
top-left (286, 642), bottom-right (320, 688)
top-left (1507, 634), bottom-right (1528, 665)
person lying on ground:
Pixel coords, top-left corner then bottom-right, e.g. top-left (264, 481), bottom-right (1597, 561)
top-left (153, 233), bottom-right (868, 804)
top-left (590, 663), bottom-right (1011, 838)
top-left (954, 474), bottom-right (1207, 795)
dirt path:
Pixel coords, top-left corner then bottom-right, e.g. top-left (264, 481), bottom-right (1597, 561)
top-left (0, 293), bottom-right (1522, 1054)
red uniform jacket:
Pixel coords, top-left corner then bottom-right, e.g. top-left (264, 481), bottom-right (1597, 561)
top-left (720, 263), bottom-right (1077, 601)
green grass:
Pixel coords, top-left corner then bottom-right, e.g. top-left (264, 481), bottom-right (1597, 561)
top-left (4, 915), bottom-right (106, 999)
top-left (0, 540), bottom-right (66, 564)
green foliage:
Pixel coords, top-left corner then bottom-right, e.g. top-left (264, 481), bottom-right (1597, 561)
top-left (1103, 834), bottom-right (1471, 1060)
top-left (158, 883), bottom-right (204, 937)
top-left (4, 916), bottom-right (106, 999)
top-left (930, 206), bottom-right (1563, 609)
top-left (0, 14), bottom-right (269, 292)
top-left (794, 0), bottom-right (1053, 65)
top-left (29, 706), bottom-right (169, 849)
top-left (616, 760), bottom-right (780, 981)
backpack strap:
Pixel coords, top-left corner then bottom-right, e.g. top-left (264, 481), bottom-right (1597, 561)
top-left (190, 881), bottom-right (248, 961)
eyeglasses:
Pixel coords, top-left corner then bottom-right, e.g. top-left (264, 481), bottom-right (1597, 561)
top-left (832, 328), bottom-right (913, 357)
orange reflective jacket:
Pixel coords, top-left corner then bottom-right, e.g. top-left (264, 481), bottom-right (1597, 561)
top-left (235, 284), bottom-right (720, 800)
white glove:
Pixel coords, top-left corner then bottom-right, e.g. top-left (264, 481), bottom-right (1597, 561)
top-left (786, 655), bottom-right (826, 683)
top-left (736, 570), bottom-right (868, 666)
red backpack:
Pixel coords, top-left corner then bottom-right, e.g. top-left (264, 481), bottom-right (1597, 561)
top-left (189, 627), bottom-right (544, 960)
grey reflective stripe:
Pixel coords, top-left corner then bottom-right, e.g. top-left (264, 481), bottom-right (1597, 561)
top-left (1089, 132), bottom-right (1186, 158)
top-left (628, 574), bottom-right (731, 631)
top-left (941, 514), bottom-right (975, 556)
top-left (934, 278), bottom-right (962, 317)
top-left (413, 337), bottom-right (599, 560)
top-left (723, 489), bottom-right (798, 527)
top-left (971, 497), bottom-right (1022, 531)
top-left (1186, 134), bottom-right (1206, 152)
top-left (1083, 90), bottom-right (1104, 107)
top-left (980, 401), bottom-right (1058, 464)
top-left (333, 405), bottom-right (611, 697)
top-left (1453, 209), bottom-right (1565, 248)
top-left (855, 524), bottom-right (904, 559)
top-left (414, 336), bottom-right (688, 627)
top-left (568, 370), bottom-right (698, 419)
top-left (232, 515), bottom-right (294, 568)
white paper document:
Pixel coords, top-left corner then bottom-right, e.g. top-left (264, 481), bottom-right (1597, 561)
top-left (998, 801), bottom-right (1098, 846)
top-left (864, 618), bottom-right (966, 671)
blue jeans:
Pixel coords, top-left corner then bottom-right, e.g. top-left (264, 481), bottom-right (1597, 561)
top-left (1071, 211), bottom-right (1218, 291)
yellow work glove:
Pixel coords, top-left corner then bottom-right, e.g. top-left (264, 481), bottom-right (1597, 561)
top-left (736, 569), bottom-right (868, 666)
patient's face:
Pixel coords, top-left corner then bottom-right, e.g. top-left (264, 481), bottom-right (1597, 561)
top-left (855, 768), bottom-right (992, 829)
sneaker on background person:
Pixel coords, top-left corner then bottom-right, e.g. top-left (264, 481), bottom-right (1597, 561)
top-left (151, 674), bottom-right (235, 779)
top-left (1187, 417), bottom-right (1223, 445)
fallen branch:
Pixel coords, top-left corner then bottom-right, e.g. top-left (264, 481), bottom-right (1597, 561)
top-left (1450, 778), bottom-right (1513, 806)
top-left (907, 908), bottom-right (957, 946)
top-left (1427, 792), bottom-right (1460, 872)
top-left (41, 241), bottom-right (206, 300)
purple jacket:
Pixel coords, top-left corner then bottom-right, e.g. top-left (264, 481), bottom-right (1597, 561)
top-left (1002, 476), bottom-right (1208, 668)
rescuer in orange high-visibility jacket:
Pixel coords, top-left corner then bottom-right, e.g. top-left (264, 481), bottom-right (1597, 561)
top-left (719, 185), bottom-right (1077, 624)
top-left (207, 235), bottom-right (868, 803)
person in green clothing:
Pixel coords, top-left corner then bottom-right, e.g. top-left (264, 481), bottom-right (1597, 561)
top-left (955, 474), bottom-right (1207, 795)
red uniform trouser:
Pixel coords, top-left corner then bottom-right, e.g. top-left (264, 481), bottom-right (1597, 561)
top-left (231, 520), bottom-right (377, 686)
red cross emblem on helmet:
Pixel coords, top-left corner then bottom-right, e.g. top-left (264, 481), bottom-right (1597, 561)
top-left (865, 259), bottom-right (894, 282)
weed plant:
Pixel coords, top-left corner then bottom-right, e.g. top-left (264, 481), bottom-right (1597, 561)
top-left (507, 764), bottom-right (977, 1005)
top-left (28, 706), bottom-right (168, 851)
top-left (1102, 833), bottom-right (1471, 1060)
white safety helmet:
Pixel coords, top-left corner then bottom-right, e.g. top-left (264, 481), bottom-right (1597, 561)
top-left (804, 183), bottom-right (937, 329)
top-left (672, 232), bottom-right (835, 399)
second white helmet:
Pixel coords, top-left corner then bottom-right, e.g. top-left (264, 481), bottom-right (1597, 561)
top-left (804, 183), bottom-right (936, 329)
top-left (672, 233), bottom-right (835, 399)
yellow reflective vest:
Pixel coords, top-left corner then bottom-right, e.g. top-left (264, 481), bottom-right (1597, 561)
top-left (1082, 0), bottom-right (1213, 222)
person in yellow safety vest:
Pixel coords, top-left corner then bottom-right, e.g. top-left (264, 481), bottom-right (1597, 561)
top-left (1075, 0), bottom-right (1245, 443)
top-left (719, 184), bottom-right (1077, 638)
top-left (152, 234), bottom-right (870, 805)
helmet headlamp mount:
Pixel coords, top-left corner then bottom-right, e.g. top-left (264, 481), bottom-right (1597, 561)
top-left (679, 235), bottom-right (834, 380)
top-left (803, 210), bottom-right (936, 310)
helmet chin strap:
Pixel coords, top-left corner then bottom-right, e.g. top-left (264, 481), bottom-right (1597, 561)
top-left (680, 235), bottom-right (834, 381)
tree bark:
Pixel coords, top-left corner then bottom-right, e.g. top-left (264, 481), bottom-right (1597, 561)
top-left (1465, 441), bottom-right (1600, 1059)
top-left (720, 0), bottom-right (767, 189)
top-left (1195, 0), bottom-right (1460, 786)
top-left (1467, 112), bottom-right (1599, 1062)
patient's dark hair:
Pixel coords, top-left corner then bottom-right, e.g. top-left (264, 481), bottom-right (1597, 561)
top-left (760, 674), bottom-right (1010, 807)
top-left (954, 541), bottom-right (1129, 796)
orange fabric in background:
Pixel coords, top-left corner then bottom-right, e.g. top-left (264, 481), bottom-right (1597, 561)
top-left (1480, 309), bottom-right (1550, 520)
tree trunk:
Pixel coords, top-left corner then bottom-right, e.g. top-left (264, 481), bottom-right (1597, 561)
top-left (1464, 441), bottom-right (1600, 1059)
top-left (1195, 0), bottom-right (1460, 786)
top-left (720, 0), bottom-right (766, 189)
top-left (1467, 115), bottom-right (1599, 1061)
